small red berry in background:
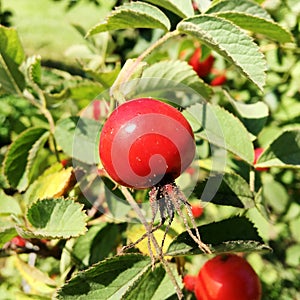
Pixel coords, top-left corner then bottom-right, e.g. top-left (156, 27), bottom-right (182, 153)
top-left (11, 236), bottom-right (26, 247)
top-left (92, 100), bottom-right (109, 121)
top-left (61, 159), bottom-right (69, 168)
top-left (191, 204), bottom-right (204, 218)
top-left (253, 148), bottom-right (269, 172)
top-left (188, 47), bottom-right (215, 78)
top-left (183, 274), bottom-right (197, 292)
top-left (194, 253), bottom-right (262, 300)
top-left (210, 74), bottom-right (227, 86)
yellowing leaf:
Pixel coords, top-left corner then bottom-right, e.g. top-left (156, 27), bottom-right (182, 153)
top-left (14, 255), bottom-right (56, 295)
top-left (25, 166), bottom-right (74, 204)
top-left (127, 220), bottom-right (184, 257)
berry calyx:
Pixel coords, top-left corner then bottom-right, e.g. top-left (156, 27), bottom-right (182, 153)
top-left (194, 254), bottom-right (262, 300)
top-left (99, 98), bottom-right (195, 189)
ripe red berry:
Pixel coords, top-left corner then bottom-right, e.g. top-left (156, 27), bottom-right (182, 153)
top-left (253, 148), bottom-right (269, 172)
top-left (183, 274), bottom-right (197, 292)
top-left (194, 254), bottom-right (262, 300)
top-left (99, 98), bottom-right (195, 189)
top-left (11, 236), bottom-right (26, 247)
top-left (210, 74), bottom-right (227, 86)
top-left (191, 204), bottom-right (204, 218)
top-left (188, 47), bottom-right (214, 78)
top-left (61, 159), bottom-right (69, 168)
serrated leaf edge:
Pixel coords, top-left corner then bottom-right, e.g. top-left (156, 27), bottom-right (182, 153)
top-left (214, 11), bottom-right (294, 43)
top-left (24, 197), bottom-right (87, 239)
top-left (86, 1), bottom-right (170, 37)
top-left (177, 15), bottom-right (267, 91)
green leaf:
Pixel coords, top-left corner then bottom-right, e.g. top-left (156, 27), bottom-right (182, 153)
top-left (262, 177), bottom-right (289, 214)
top-left (56, 254), bottom-right (151, 299)
top-left (216, 12), bottom-right (293, 43)
top-left (167, 216), bottom-right (270, 256)
top-left (122, 264), bottom-right (180, 300)
top-left (54, 117), bottom-right (101, 164)
top-left (131, 60), bottom-right (212, 102)
top-left (27, 55), bottom-right (42, 86)
top-left (0, 227), bottom-right (17, 248)
top-left (24, 198), bottom-right (87, 239)
top-left (184, 103), bottom-right (254, 164)
top-left (0, 26), bottom-right (25, 94)
top-left (256, 129), bottom-right (300, 168)
top-left (73, 223), bottom-right (122, 267)
top-left (227, 93), bottom-right (269, 138)
top-left (206, 0), bottom-right (293, 43)
top-left (145, 0), bottom-right (194, 18)
top-left (177, 15), bottom-right (267, 91)
top-left (86, 2), bottom-right (170, 37)
top-left (193, 172), bottom-right (254, 208)
top-left (206, 0), bottom-right (273, 20)
top-left (3, 127), bottom-right (49, 191)
top-left (0, 189), bottom-right (22, 215)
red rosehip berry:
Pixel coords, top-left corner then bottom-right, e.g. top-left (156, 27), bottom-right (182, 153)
top-left (183, 274), bottom-right (197, 292)
top-left (253, 148), bottom-right (269, 172)
top-left (194, 254), bottom-right (262, 300)
top-left (11, 236), bottom-right (26, 247)
top-left (210, 74), bottom-right (227, 86)
top-left (188, 47), bottom-right (215, 78)
top-left (191, 204), bottom-right (204, 218)
top-left (61, 159), bottom-right (69, 168)
top-left (99, 98), bottom-right (195, 189)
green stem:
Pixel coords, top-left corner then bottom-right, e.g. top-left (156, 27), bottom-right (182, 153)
top-left (249, 168), bottom-right (255, 193)
top-left (23, 89), bottom-right (60, 161)
top-left (125, 30), bottom-right (180, 80)
top-left (109, 30), bottom-right (180, 106)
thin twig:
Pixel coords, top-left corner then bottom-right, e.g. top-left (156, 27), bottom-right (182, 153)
top-left (120, 186), bottom-right (183, 299)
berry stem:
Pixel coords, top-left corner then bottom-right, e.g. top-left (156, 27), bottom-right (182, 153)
top-left (120, 186), bottom-right (184, 299)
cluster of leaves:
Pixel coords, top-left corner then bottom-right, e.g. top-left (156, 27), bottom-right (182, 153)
top-left (0, 0), bottom-right (300, 299)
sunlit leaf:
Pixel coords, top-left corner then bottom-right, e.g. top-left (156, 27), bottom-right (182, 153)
top-left (177, 15), bottom-right (267, 90)
top-left (54, 117), bottom-right (101, 164)
top-left (184, 103), bottom-right (254, 164)
top-left (3, 127), bottom-right (49, 191)
top-left (0, 26), bottom-right (25, 94)
top-left (193, 172), bottom-right (254, 208)
top-left (21, 197), bottom-right (87, 239)
top-left (87, 2), bottom-right (170, 36)
top-left (167, 216), bottom-right (270, 256)
top-left (131, 60), bottom-right (212, 102)
top-left (145, 0), bottom-right (194, 18)
top-left (256, 129), bottom-right (300, 168)
top-left (56, 254), bottom-right (151, 299)
top-left (14, 255), bottom-right (56, 294)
